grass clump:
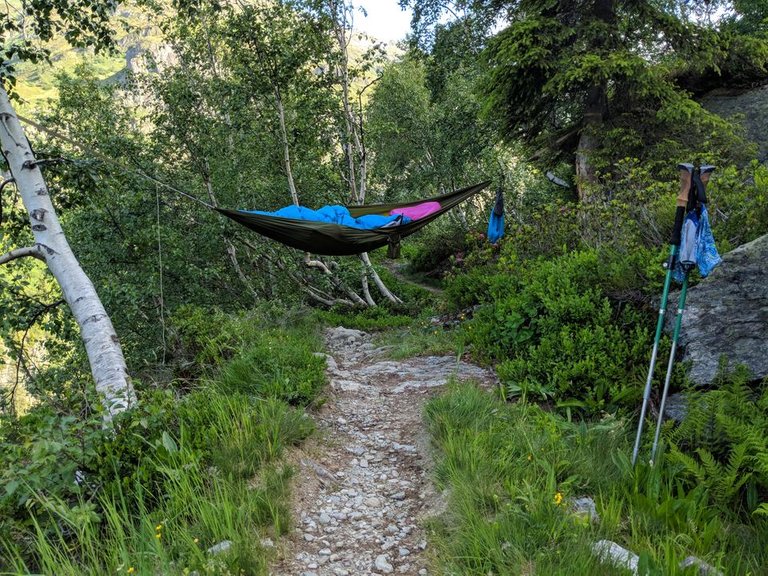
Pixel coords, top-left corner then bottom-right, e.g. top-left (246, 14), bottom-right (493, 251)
top-left (1, 309), bottom-right (323, 575)
top-left (217, 328), bottom-right (327, 406)
top-left (425, 382), bottom-right (768, 575)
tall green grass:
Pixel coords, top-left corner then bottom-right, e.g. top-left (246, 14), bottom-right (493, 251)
top-left (424, 383), bottom-right (768, 574)
top-left (3, 392), bottom-right (308, 575)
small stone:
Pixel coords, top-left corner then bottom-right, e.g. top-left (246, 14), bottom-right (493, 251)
top-left (679, 556), bottom-right (724, 576)
top-left (399, 547), bottom-right (410, 557)
top-left (359, 459), bottom-right (369, 468)
top-left (301, 573), bottom-right (318, 576)
top-left (386, 524), bottom-right (398, 533)
top-left (319, 548), bottom-right (332, 556)
top-left (206, 540), bottom-right (232, 555)
top-left (391, 491), bottom-right (406, 501)
top-left (365, 497), bottom-right (381, 508)
top-left (307, 562), bottom-right (319, 569)
top-left (592, 540), bottom-right (639, 574)
top-left (569, 496), bottom-right (600, 523)
top-left (319, 513), bottom-right (332, 524)
top-left (418, 540), bottom-right (427, 550)
top-left (418, 570), bottom-right (428, 575)
top-left (399, 564), bottom-right (411, 574)
top-left (374, 554), bottom-right (394, 574)
top-left (304, 533), bottom-right (315, 542)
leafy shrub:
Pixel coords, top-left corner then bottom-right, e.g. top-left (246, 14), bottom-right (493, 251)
top-left (463, 249), bottom-right (655, 412)
top-left (170, 303), bottom-right (313, 369)
top-left (1, 309), bottom-right (320, 572)
top-left (707, 161), bottom-right (768, 251)
top-left (313, 305), bottom-right (414, 331)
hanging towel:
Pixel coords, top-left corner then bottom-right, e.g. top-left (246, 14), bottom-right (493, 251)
top-left (674, 205), bottom-right (721, 282)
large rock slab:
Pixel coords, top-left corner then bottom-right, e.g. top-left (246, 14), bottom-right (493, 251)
top-left (701, 84), bottom-right (768, 163)
top-left (678, 233), bottom-right (768, 385)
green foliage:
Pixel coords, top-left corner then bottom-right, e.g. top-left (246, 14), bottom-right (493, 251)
top-left (217, 329), bottom-right (326, 406)
top-left (170, 304), bottom-right (326, 405)
top-left (1, 307), bottom-right (320, 573)
top-left (312, 306), bottom-right (414, 331)
top-left (462, 249), bottom-right (654, 412)
top-left (425, 382), bottom-right (768, 574)
top-left (0, 0), bottom-right (119, 85)
top-left (665, 367), bottom-right (768, 517)
top-left (424, 383), bottom-right (624, 574)
top-left (707, 162), bottom-right (768, 250)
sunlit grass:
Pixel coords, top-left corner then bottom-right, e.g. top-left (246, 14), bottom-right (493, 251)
top-left (424, 382), bottom-right (768, 574)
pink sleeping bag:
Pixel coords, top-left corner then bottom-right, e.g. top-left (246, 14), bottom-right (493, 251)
top-left (390, 201), bottom-right (441, 221)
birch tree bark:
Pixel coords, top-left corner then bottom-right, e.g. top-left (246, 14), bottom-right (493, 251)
top-left (0, 86), bottom-right (135, 418)
top-left (327, 0), bottom-right (400, 304)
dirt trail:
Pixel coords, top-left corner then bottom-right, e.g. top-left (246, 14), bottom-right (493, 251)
top-left (271, 327), bottom-right (495, 576)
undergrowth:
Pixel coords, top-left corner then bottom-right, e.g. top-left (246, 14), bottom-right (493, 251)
top-left (0, 308), bottom-right (324, 574)
top-left (425, 382), bottom-right (768, 575)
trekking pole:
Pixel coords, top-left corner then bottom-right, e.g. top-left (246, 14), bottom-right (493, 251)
top-left (650, 165), bottom-right (715, 464)
top-left (631, 164), bottom-right (692, 466)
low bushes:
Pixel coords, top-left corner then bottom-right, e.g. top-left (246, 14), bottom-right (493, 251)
top-left (0, 308), bottom-right (324, 574)
top-left (425, 382), bottom-right (768, 575)
top-left (461, 248), bottom-right (658, 412)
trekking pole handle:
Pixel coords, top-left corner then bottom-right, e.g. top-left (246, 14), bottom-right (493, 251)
top-left (672, 163), bottom-right (693, 245)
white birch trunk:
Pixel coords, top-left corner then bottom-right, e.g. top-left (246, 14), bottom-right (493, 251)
top-left (0, 87), bottom-right (135, 418)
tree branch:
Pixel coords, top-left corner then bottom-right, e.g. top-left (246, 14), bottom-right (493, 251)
top-left (0, 245), bottom-right (48, 265)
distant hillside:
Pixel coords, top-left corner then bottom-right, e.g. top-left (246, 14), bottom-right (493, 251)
top-left (14, 5), bottom-right (400, 113)
top-left (14, 6), bottom-right (162, 108)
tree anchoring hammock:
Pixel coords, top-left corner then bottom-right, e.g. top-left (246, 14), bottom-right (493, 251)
top-left (216, 181), bottom-right (491, 257)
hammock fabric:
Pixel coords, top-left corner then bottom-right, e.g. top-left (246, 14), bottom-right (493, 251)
top-left (216, 181), bottom-right (491, 256)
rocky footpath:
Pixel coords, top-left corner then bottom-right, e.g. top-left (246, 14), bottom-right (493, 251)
top-left (271, 327), bottom-right (496, 576)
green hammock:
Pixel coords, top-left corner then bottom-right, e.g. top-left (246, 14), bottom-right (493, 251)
top-left (216, 181), bottom-right (491, 256)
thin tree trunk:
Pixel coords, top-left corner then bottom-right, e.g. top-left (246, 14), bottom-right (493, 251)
top-left (0, 87), bottom-right (135, 418)
top-left (575, 85), bottom-right (607, 203)
top-left (328, 0), bottom-right (399, 304)
top-left (576, 0), bottom-right (614, 203)
top-left (201, 163), bottom-right (259, 301)
top-left (329, 0), bottom-right (362, 203)
top-left (274, 86), bottom-right (300, 206)
top-left (360, 269), bottom-right (376, 306)
top-left (360, 252), bottom-right (401, 304)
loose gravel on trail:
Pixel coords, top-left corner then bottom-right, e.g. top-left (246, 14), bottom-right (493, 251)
top-left (271, 327), bottom-right (496, 576)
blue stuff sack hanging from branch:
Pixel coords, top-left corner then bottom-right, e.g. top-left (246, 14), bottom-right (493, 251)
top-left (487, 187), bottom-right (505, 243)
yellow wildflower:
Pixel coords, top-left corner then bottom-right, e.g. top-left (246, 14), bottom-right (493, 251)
top-left (127, 568), bottom-right (135, 575)
top-left (194, 538), bottom-right (199, 544)
top-left (155, 524), bottom-right (162, 531)
top-left (155, 533), bottom-right (162, 539)
top-left (554, 491), bottom-right (563, 506)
